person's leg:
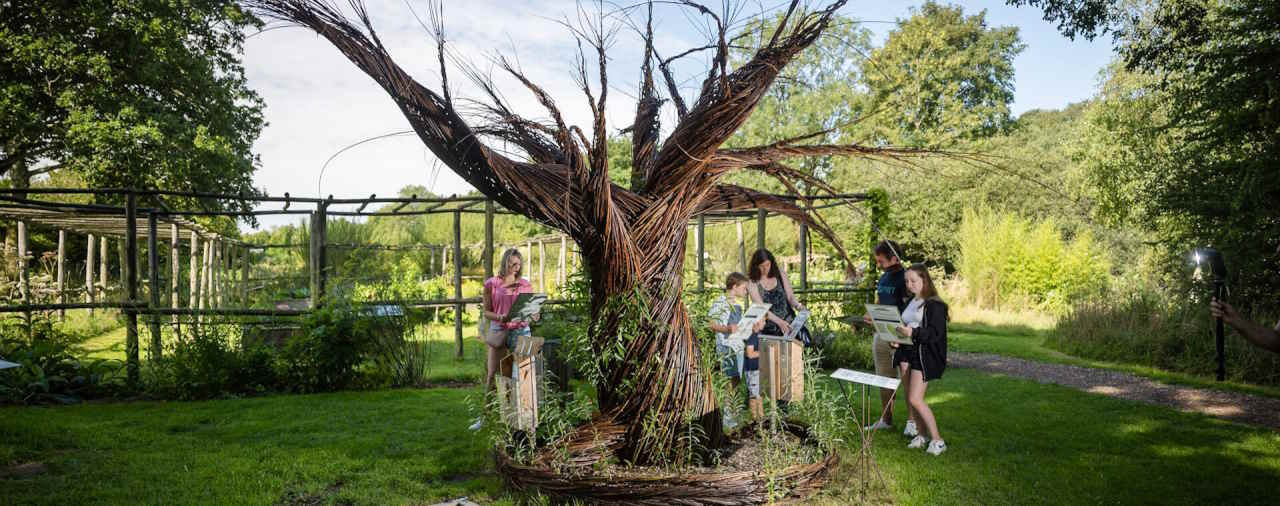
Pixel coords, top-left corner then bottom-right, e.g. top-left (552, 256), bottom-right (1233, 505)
top-left (872, 338), bottom-right (896, 425)
top-left (898, 361), bottom-right (919, 426)
top-left (908, 370), bottom-right (940, 441)
top-left (484, 344), bottom-right (500, 392)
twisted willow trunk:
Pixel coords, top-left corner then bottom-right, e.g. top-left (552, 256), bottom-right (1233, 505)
top-left (250, 0), bottom-right (931, 465)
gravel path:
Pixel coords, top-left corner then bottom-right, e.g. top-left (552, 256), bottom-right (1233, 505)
top-left (950, 352), bottom-right (1280, 430)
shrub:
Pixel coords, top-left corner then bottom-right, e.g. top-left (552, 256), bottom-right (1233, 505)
top-left (1050, 290), bottom-right (1280, 386)
top-left (0, 317), bottom-right (125, 404)
top-left (281, 300), bottom-right (383, 392)
top-left (150, 325), bottom-right (280, 400)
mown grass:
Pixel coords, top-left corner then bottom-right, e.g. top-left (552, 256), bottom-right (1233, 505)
top-left (4, 368), bottom-right (1278, 505)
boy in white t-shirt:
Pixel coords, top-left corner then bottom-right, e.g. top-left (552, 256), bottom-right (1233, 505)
top-left (708, 272), bottom-right (765, 422)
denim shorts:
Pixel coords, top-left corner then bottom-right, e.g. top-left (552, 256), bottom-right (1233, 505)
top-left (491, 323), bottom-right (531, 350)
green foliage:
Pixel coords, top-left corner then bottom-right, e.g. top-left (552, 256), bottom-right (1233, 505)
top-left (0, 0), bottom-right (264, 214)
top-left (957, 207), bottom-right (1108, 314)
top-left (0, 317), bottom-right (125, 404)
top-left (862, 2), bottom-right (1024, 147)
top-left (282, 300), bottom-right (383, 392)
top-left (149, 325), bottom-right (278, 400)
top-left (1050, 288), bottom-right (1280, 386)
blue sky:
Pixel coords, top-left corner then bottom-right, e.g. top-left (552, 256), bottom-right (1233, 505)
top-left (240, 1), bottom-right (1113, 231)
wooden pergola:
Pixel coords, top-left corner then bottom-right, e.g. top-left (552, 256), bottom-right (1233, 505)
top-left (0, 188), bottom-right (876, 387)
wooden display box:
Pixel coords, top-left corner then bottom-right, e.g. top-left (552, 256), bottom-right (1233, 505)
top-left (759, 336), bottom-right (805, 402)
top-left (496, 335), bottom-right (545, 431)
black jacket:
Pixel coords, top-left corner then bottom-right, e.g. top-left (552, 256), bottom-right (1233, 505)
top-left (909, 298), bottom-right (948, 381)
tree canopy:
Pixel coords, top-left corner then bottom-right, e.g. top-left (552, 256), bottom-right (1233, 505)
top-left (0, 0), bottom-right (265, 214)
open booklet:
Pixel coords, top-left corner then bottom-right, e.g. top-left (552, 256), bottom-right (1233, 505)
top-left (729, 303), bottom-right (774, 342)
top-left (506, 293), bottom-right (548, 324)
top-left (865, 304), bottom-right (913, 345)
top-left (781, 310), bottom-right (810, 341)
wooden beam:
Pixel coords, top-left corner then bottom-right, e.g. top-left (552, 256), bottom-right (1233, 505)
top-left (99, 236), bottom-right (107, 298)
top-left (147, 212), bottom-right (161, 361)
top-left (240, 246), bottom-right (249, 308)
top-left (17, 220), bottom-right (29, 336)
top-left (798, 222), bottom-right (808, 290)
top-left (171, 224), bottom-right (179, 334)
top-left (57, 229), bottom-right (65, 322)
top-left (125, 193), bottom-right (139, 387)
top-left (539, 240), bottom-right (546, 293)
top-left (453, 210), bottom-right (463, 359)
top-left (86, 233), bottom-right (95, 315)
top-left (484, 200), bottom-right (494, 278)
top-left (736, 220), bottom-right (746, 274)
top-left (558, 235), bottom-right (566, 288)
top-left (756, 208), bottom-right (767, 253)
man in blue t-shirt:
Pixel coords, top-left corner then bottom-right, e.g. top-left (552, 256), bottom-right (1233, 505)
top-left (863, 240), bottom-right (909, 431)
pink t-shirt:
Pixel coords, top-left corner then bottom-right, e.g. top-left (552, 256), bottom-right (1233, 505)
top-left (485, 276), bottom-right (533, 329)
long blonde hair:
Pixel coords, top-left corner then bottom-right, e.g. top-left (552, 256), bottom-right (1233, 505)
top-left (498, 247), bottom-right (523, 279)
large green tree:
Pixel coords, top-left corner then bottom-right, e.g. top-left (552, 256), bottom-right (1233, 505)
top-left (862, 1), bottom-right (1024, 147)
top-left (0, 0), bottom-right (264, 212)
top-left (1017, 0), bottom-right (1280, 304)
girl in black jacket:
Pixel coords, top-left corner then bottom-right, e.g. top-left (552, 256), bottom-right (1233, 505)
top-left (895, 264), bottom-right (948, 455)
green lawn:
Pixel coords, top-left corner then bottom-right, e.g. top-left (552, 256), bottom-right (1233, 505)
top-left (5, 367), bottom-right (1278, 505)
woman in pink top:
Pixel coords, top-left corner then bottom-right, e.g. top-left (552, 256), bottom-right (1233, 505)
top-left (480, 248), bottom-right (534, 394)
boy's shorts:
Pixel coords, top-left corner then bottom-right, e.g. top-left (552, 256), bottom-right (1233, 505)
top-left (717, 344), bottom-right (742, 379)
top-left (744, 370), bottom-right (760, 398)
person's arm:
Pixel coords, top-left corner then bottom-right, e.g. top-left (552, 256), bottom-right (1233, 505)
top-left (746, 344), bottom-right (759, 359)
top-left (1211, 300), bottom-right (1280, 353)
top-left (481, 283), bottom-right (506, 322)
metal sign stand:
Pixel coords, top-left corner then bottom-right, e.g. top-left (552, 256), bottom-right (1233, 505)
top-left (831, 368), bottom-right (898, 501)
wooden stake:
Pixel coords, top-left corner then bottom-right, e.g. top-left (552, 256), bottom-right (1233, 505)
top-left (57, 229), bottom-right (65, 322)
top-left (124, 193), bottom-right (139, 387)
top-left (171, 224), bottom-right (179, 334)
top-left (86, 233), bottom-right (95, 315)
top-left (453, 210), bottom-right (463, 359)
top-left (147, 212), bottom-right (161, 361)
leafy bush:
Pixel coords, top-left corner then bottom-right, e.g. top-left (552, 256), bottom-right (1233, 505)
top-left (149, 325), bottom-right (280, 400)
top-left (1050, 289), bottom-right (1280, 386)
top-left (957, 206), bottom-right (1109, 314)
top-left (0, 318), bottom-right (124, 404)
top-left (281, 300), bottom-right (384, 392)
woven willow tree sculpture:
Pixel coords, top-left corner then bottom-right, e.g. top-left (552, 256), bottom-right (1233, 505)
top-left (251, 0), bottom-right (928, 465)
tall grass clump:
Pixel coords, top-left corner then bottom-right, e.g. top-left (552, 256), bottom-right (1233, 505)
top-left (956, 206), bottom-right (1108, 314)
top-left (1049, 288), bottom-right (1280, 386)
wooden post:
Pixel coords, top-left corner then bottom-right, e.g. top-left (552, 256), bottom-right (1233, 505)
top-left (171, 225), bottom-right (179, 334)
top-left (189, 231), bottom-right (200, 330)
top-left (86, 233), bottom-right (95, 314)
top-left (538, 240), bottom-right (546, 293)
top-left (57, 229), bottom-right (65, 321)
top-left (117, 235), bottom-right (125, 299)
top-left (240, 246), bottom-right (249, 308)
top-left (17, 220), bottom-right (29, 336)
top-left (798, 222), bottom-right (808, 290)
top-left (99, 236), bottom-right (107, 299)
top-left (428, 246), bottom-right (435, 276)
top-left (310, 203), bottom-right (328, 307)
top-left (558, 235), bottom-right (566, 288)
top-left (452, 210), bottom-right (463, 359)
top-left (124, 193), bottom-right (139, 387)
top-left (756, 208), bottom-right (767, 253)
top-left (736, 220), bottom-right (746, 274)
top-left (484, 200), bottom-right (495, 278)
top-left (696, 215), bottom-right (705, 291)
top-left (201, 239), bottom-right (212, 314)
top-left (147, 212), bottom-right (161, 361)
top-left (524, 241), bottom-right (532, 282)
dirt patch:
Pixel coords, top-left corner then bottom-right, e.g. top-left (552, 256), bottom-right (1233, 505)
top-left (951, 352), bottom-right (1280, 430)
top-left (276, 480), bottom-right (346, 506)
top-left (1, 462), bottom-right (48, 479)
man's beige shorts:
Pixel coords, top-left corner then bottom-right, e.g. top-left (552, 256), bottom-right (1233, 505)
top-left (872, 337), bottom-right (898, 380)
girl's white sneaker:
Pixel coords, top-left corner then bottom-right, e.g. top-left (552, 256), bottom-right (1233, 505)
top-left (903, 420), bottom-right (918, 438)
top-left (907, 435), bottom-right (927, 449)
top-left (926, 439), bottom-right (947, 455)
